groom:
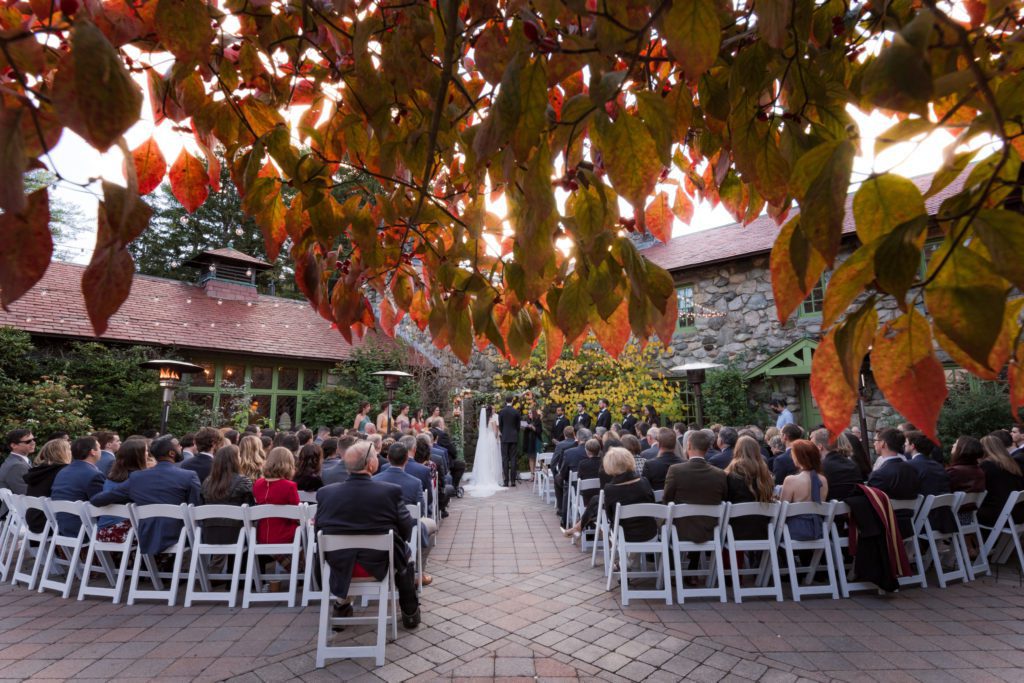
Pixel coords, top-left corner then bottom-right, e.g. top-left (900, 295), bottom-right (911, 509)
top-left (497, 395), bottom-right (521, 487)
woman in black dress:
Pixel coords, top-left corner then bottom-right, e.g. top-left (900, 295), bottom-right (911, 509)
top-left (602, 447), bottom-right (657, 542)
top-left (522, 407), bottom-right (543, 481)
top-left (725, 436), bottom-right (775, 539)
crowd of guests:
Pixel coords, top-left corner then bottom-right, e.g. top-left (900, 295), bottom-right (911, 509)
top-left (548, 411), bottom-right (1024, 587)
top-left (0, 412), bottom-right (469, 629)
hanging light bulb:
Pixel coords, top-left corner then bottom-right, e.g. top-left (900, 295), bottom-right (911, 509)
top-left (179, 216), bottom-right (188, 226)
top-left (245, 268), bottom-right (253, 277)
top-left (208, 264), bottom-right (216, 272)
top-left (235, 227), bottom-right (244, 236)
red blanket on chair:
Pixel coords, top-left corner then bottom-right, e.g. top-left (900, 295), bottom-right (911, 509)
top-left (848, 484), bottom-right (911, 582)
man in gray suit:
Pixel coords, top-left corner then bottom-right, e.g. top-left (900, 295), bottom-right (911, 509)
top-left (1, 428), bottom-right (34, 517)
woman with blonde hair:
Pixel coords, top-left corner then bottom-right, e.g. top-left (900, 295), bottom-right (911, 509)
top-left (237, 434), bottom-right (265, 481)
top-left (253, 447), bottom-right (300, 546)
top-left (22, 439), bottom-right (72, 532)
top-left (978, 434), bottom-right (1024, 527)
top-left (725, 436), bottom-right (775, 539)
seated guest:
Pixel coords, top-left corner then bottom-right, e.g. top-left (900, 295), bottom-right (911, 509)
top-left (725, 435), bottom-right (775, 539)
top-left (22, 439), bottom-right (71, 533)
top-left (322, 436), bottom-right (355, 485)
top-left (279, 433), bottom-right (300, 454)
top-left (315, 440), bottom-right (421, 628)
top-left (664, 430), bottom-right (728, 543)
top-left (396, 435), bottom-right (433, 504)
top-left (51, 436), bottom-right (107, 536)
top-left (948, 436), bottom-right (986, 494)
top-left (780, 439), bottom-right (829, 540)
top-left (555, 429), bottom-right (590, 526)
top-left (845, 430), bottom-right (873, 480)
top-left (237, 435), bottom-right (265, 481)
top-left (561, 439), bottom-right (611, 538)
top-left (638, 428), bottom-right (659, 461)
top-left (95, 439), bottom-right (150, 543)
top-left (813, 429), bottom-right (863, 501)
top-left (866, 427), bottom-right (920, 537)
top-left (772, 423), bottom-right (803, 485)
top-left (93, 431), bottom-right (120, 476)
top-left (223, 429), bottom-right (241, 446)
top-left (550, 426), bottom-right (576, 473)
top-left (253, 447), bottom-right (301, 548)
top-left (602, 447), bottom-right (657, 542)
top-left (905, 431), bottom-right (951, 496)
top-left (642, 428), bottom-right (683, 491)
top-left (182, 427), bottom-right (222, 484)
top-left (91, 437), bottom-right (201, 556)
top-left (618, 434), bottom-right (645, 476)
top-left (293, 443), bottom-right (325, 492)
top-left (2, 429), bottom-right (34, 514)
top-left (978, 435), bottom-right (1024, 527)
top-left (708, 427), bottom-right (738, 469)
top-left (374, 442), bottom-right (436, 581)
top-left (418, 432), bottom-right (450, 516)
top-left (179, 433), bottom-right (196, 462)
top-left (200, 444), bottom-right (255, 545)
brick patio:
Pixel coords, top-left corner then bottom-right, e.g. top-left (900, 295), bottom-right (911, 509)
top-left (2, 486), bottom-right (1024, 682)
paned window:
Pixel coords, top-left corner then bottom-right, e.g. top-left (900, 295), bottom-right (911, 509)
top-left (677, 284), bottom-right (696, 330)
top-left (800, 273), bottom-right (829, 317)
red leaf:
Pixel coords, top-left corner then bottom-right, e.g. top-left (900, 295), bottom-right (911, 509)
top-left (645, 191), bottom-right (673, 243)
top-left (811, 306), bottom-right (877, 437)
top-left (408, 289), bottom-right (430, 332)
top-left (169, 149), bottom-right (209, 213)
top-left (654, 289), bottom-right (678, 347)
top-left (192, 121), bottom-right (221, 191)
top-left (672, 189), bottom-right (694, 224)
top-left (770, 216), bottom-right (826, 324)
top-left (98, 181), bottom-right (152, 250)
top-left (872, 310), bottom-right (948, 442)
top-left (82, 245), bottom-right (134, 336)
top-left (379, 298), bottom-right (398, 337)
top-left (542, 310), bottom-right (564, 370)
top-left (125, 137), bottom-right (167, 195)
top-left (0, 188), bottom-right (52, 310)
top-left (590, 301), bottom-right (630, 359)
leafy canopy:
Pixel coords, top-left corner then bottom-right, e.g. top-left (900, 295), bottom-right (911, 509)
top-left (1, 0), bottom-right (1024, 439)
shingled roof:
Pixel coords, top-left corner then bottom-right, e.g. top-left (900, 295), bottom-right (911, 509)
top-left (0, 261), bottom-right (360, 363)
top-left (642, 167), bottom-right (973, 274)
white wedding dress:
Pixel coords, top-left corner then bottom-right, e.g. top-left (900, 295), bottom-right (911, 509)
top-left (465, 408), bottom-right (504, 498)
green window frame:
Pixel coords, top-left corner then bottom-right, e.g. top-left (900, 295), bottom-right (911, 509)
top-left (677, 283), bottom-right (696, 331)
top-left (185, 361), bottom-right (325, 428)
top-left (799, 273), bottom-right (829, 317)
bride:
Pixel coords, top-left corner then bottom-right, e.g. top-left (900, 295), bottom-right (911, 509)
top-left (465, 406), bottom-right (504, 497)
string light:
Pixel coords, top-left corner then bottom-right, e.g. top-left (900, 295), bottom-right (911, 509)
top-left (186, 298), bottom-right (192, 304)
top-left (235, 227), bottom-right (244, 236)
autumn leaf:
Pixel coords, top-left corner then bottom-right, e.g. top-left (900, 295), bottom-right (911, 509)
top-left (672, 189), bottom-right (694, 224)
top-left (594, 112), bottom-right (662, 211)
top-left (155, 0), bottom-right (213, 62)
top-left (821, 242), bottom-right (877, 329)
top-left (853, 174), bottom-right (926, 245)
top-left (811, 305), bottom-right (877, 437)
top-left (932, 299), bottom-right (1023, 381)
top-left (0, 188), bottom-right (52, 310)
top-left (98, 181), bottom-right (152, 250)
top-left (589, 301), bottom-right (631, 359)
top-left (125, 137), bottom-right (167, 195)
top-left (791, 139), bottom-right (855, 264)
top-left (644, 191), bottom-right (673, 243)
top-left (872, 309), bottom-right (948, 442)
top-left (770, 216), bottom-right (826, 324)
top-left (82, 244), bottom-right (135, 336)
top-left (662, 0), bottom-right (720, 81)
top-left (541, 310), bottom-right (564, 371)
top-left (169, 149), bottom-right (209, 213)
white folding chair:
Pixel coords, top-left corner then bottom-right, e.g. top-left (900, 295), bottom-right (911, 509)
top-left (915, 493), bottom-right (968, 587)
top-left (185, 504), bottom-right (248, 607)
top-left (606, 502), bottom-right (671, 605)
top-left (405, 503), bottom-right (424, 593)
top-left (78, 503), bottom-right (136, 603)
top-left (652, 489), bottom-right (664, 503)
top-left (315, 530), bottom-right (397, 668)
top-left (298, 491), bottom-right (318, 504)
top-left (0, 489), bottom-right (25, 582)
top-left (37, 499), bottom-right (88, 598)
top-left (575, 479), bottom-right (601, 552)
top-left (11, 496), bottom-right (53, 591)
top-left (778, 500), bottom-right (839, 601)
top-left (957, 491), bottom-right (989, 580)
top-left (723, 502), bottom-right (783, 603)
top-left (829, 501), bottom-right (882, 598)
top-left (430, 478), bottom-right (439, 524)
top-left (669, 502), bottom-right (728, 603)
top-left (565, 471), bottom-right (579, 526)
top-left (242, 504), bottom-right (305, 607)
top-left (126, 503), bottom-right (194, 606)
top-left (892, 496), bottom-right (928, 589)
top-left (302, 503), bottom-right (324, 607)
top-left (591, 490), bottom-right (611, 571)
top-left (980, 490), bottom-right (1024, 571)
top-left (534, 453), bottom-right (552, 497)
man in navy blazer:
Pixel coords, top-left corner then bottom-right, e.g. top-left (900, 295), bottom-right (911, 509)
top-left (51, 437), bottom-right (107, 536)
top-left (91, 436), bottom-right (201, 555)
top-left (180, 427), bottom-right (221, 484)
top-left (395, 436), bottom-right (433, 509)
top-left (373, 443), bottom-right (426, 509)
top-left (708, 427), bottom-right (738, 469)
top-left (93, 431), bottom-right (121, 477)
top-left (315, 441), bottom-right (420, 628)
top-left (555, 428), bottom-right (591, 525)
top-left (772, 424), bottom-right (804, 485)
top-left (867, 428), bottom-right (920, 538)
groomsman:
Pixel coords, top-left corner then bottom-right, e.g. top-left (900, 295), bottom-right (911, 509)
top-left (573, 402), bottom-right (591, 430)
top-left (620, 405), bottom-right (638, 435)
top-left (551, 407), bottom-right (570, 447)
top-left (595, 399), bottom-right (611, 430)
top-left (498, 396), bottom-right (521, 487)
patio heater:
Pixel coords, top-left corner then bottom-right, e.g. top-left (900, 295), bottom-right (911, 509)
top-left (669, 361), bottom-right (723, 429)
top-left (371, 370), bottom-right (413, 432)
top-left (138, 359), bottom-right (204, 434)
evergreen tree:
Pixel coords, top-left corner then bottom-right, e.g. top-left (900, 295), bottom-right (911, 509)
top-left (25, 170), bottom-right (86, 262)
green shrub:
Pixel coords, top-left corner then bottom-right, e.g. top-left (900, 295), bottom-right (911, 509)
top-left (0, 375), bottom-right (93, 439)
top-left (702, 367), bottom-right (759, 426)
top-left (936, 380), bottom-right (1010, 456)
top-left (301, 385), bottom-right (364, 430)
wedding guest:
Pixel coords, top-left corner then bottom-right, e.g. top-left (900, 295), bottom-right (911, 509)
top-left (94, 439), bottom-right (150, 543)
top-left (200, 444), bottom-right (254, 545)
top-left (948, 436), bottom-right (986, 494)
top-left (780, 439), bottom-right (829, 504)
top-left (321, 437), bottom-right (348, 485)
top-left (561, 439), bottom-right (610, 538)
top-left (845, 430), bottom-right (873, 479)
top-left (642, 404), bottom-right (661, 428)
top-left (182, 427), bottom-right (221, 484)
top-left (395, 404), bottom-right (411, 432)
top-left (237, 435), bottom-right (265, 481)
top-left (22, 439), bottom-right (71, 533)
top-left (813, 429), bottom-right (863, 501)
top-left (376, 403), bottom-right (392, 433)
top-left (725, 435), bottom-right (775, 539)
top-left (978, 435), bottom-right (1024, 527)
top-left (663, 430), bottom-right (728, 543)
top-left (410, 408), bottom-right (427, 433)
top-left (253, 447), bottom-right (301, 550)
top-left (293, 443), bottom-right (325, 492)
top-left (643, 428), bottom-right (682, 491)
top-left (352, 402), bottom-right (372, 433)
top-left (93, 431), bottom-right (121, 476)
top-left (280, 433), bottom-right (300, 455)
top-left (51, 437), bottom-right (106, 536)
top-left (2, 430), bottom-right (35, 516)
top-left (603, 447), bottom-right (657, 542)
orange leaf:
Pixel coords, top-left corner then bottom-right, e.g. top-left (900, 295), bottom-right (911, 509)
top-left (0, 188), bottom-right (51, 310)
top-left (645, 191), bottom-right (673, 243)
top-left (1010, 354), bottom-right (1024, 422)
top-left (770, 216), bottom-right (826, 324)
top-left (654, 289), bottom-right (678, 347)
top-left (542, 310), bottom-right (564, 370)
top-left (590, 302), bottom-right (630, 359)
top-left (126, 137), bottom-right (166, 195)
top-left (82, 244), bottom-right (134, 336)
top-left (169, 149), bottom-right (209, 213)
top-left (379, 298), bottom-right (398, 337)
top-left (97, 181), bottom-right (152, 250)
top-left (408, 289), bottom-right (430, 332)
top-left (872, 310), bottom-right (948, 442)
top-left (811, 306), bottom-right (877, 437)
top-left (933, 298), bottom-right (1023, 381)
top-left (672, 189), bottom-right (694, 224)
top-left (571, 327), bottom-right (589, 356)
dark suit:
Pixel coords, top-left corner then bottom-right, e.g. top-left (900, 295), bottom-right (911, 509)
top-left (0, 453), bottom-right (29, 517)
top-left (1012, 448), bottom-right (1024, 474)
top-left (867, 457), bottom-right (920, 537)
top-left (772, 449), bottom-right (796, 486)
top-left (551, 416), bottom-right (570, 445)
top-left (431, 427), bottom-right (466, 488)
top-left (97, 450), bottom-right (116, 477)
top-left (643, 452), bottom-right (683, 491)
top-left (822, 452), bottom-right (863, 501)
top-left (708, 447), bottom-right (733, 470)
top-left (405, 459), bottom-right (433, 508)
top-left (373, 467), bottom-right (426, 509)
top-left (321, 457), bottom-right (348, 485)
top-left (663, 458), bottom-right (728, 543)
top-left (595, 409), bottom-right (611, 430)
top-left (907, 454), bottom-right (951, 497)
top-left (621, 414), bottom-right (638, 435)
top-left (550, 438), bottom-right (575, 474)
top-left (51, 460), bottom-right (106, 536)
top-left (315, 473), bottom-right (418, 615)
top-left (638, 444), bottom-right (659, 461)
top-left (498, 404), bottom-right (521, 486)
top-left (181, 452), bottom-right (214, 484)
top-left (577, 455), bottom-right (604, 509)
top-left (91, 461), bottom-right (201, 554)
top-left (555, 443), bottom-right (587, 524)
top-left (573, 412), bottom-right (591, 430)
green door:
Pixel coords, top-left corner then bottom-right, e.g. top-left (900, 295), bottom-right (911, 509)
top-left (798, 379), bottom-right (822, 430)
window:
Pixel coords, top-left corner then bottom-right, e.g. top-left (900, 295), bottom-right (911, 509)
top-left (800, 273), bottom-right (829, 317)
top-left (678, 381), bottom-right (698, 422)
top-left (192, 362), bottom-right (215, 387)
top-left (251, 365), bottom-right (273, 389)
top-left (677, 284), bottom-right (696, 330)
top-left (185, 361), bottom-right (327, 428)
top-left (278, 366), bottom-right (299, 390)
top-left (302, 368), bottom-right (321, 392)
top-left (221, 364), bottom-right (245, 388)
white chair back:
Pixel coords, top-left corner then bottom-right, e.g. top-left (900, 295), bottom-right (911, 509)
top-left (126, 503), bottom-right (192, 606)
top-left (606, 503), bottom-right (671, 606)
top-left (916, 493), bottom-right (968, 588)
top-left (298, 491), bottom-right (318, 504)
top-left (185, 504), bottom-right (248, 608)
top-left (242, 504), bottom-right (305, 608)
top-left (668, 502), bottom-right (728, 603)
top-left (78, 503), bottom-right (135, 604)
top-left (778, 500), bottom-right (839, 601)
top-left (723, 501), bottom-right (783, 603)
top-left (11, 496), bottom-right (52, 591)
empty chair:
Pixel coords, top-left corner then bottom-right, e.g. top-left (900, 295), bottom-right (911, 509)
top-left (891, 496), bottom-right (928, 589)
top-left (0, 489), bottom-right (24, 582)
top-left (723, 502), bottom-right (783, 603)
top-left (242, 504), bottom-right (305, 608)
top-left (668, 502), bottom-right (728, 603)
top-left (915, 493), bottom-right (970, 587)
top-left (10, 495), bottom-right (52, 591)
top-left (126, 503), bottom-right (194, 606)
top-left (980, 490), bottom-right (1024, 571)
top-left (606, 502), bottom-right (671, 605)
top-left (956, 490), bottom-right (989, 580)
top-left (78, 503), bottom-right (136, 603)
top-left (829, 502), bottom-right (883, 598)
top-left (37, 499), bottom-right (88, 598)
top-left (778, 500), bottom-right (839, 601)
top-left (302, 503), bottom-right (324, 607)
top-left (534, 453), bottom-right (553, 497)
top-left (315, 530), bottom-right (397, 668)
top-left (185, 504), bottom-right (249, 607)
